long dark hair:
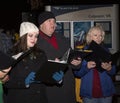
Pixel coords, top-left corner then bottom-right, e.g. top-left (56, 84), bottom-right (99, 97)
top-left (10, 34), bottom-right (42, 55)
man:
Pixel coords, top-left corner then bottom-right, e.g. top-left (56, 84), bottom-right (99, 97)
top-left (37, 11), bottom-right (81, 103)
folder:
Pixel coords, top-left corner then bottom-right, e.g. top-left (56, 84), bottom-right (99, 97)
top-left (0, 51), bottom-right (15, 70)
top-left (111, 50), bottom-right (120, 65)
top-left (0, 48), bottom-right (33, 70)
top-left (59, 47), bottom-right (92, 63)
top-left (35, 48), bottom-right (92, 84)
top-left (68, 49), bottom-right (92, 63)
top-left (35, 60), bottom-right (68, 84)
top-left (85, 40), bottom-right (112, 72)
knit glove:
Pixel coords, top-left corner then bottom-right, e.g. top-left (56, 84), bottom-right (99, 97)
top-left (52, 70), bottom-right (64, 84)
top-left (25, 72), bottom-right (36, 87)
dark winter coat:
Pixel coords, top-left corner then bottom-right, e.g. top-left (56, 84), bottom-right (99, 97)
top-left (37, 32), bottom-right (76, 103)
top-left (4, 49), bottom-right (48, 103)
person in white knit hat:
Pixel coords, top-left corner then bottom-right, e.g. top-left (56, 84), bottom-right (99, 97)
top-left (3, 21), bottom-right (55, 103)
top-left (4, 21), bottom-right (64, 103)
top-left (19, 22), bottom-right (39, 38)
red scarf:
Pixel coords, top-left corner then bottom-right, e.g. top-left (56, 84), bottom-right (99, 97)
top-left (92, 68), bottom-right (103, 98)
top-left (39, 31), bottom-right (59, 50)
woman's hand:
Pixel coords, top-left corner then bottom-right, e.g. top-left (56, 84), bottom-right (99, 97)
top-left (1, 75), bottom-right (9, 83)
top-left (87, 61), bottom-right (96, 69)
top-left (70, 57), bottom-right (82, 66)
top-left (101, 61), bottom-right (112, 71)
top-left (0, 67), bottom-right (11, 79)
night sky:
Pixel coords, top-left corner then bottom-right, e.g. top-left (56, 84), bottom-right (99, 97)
top-left (0, 0), bottom-right (119, 31)
top-left (0, 0), bottom-right (34, 31)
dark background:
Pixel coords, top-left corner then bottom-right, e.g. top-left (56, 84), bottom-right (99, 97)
top-left (0, 0), bottom-right (119, 32)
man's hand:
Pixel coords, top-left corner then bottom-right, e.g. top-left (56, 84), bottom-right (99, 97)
top-left (52, 70), bottom-right (64, 83)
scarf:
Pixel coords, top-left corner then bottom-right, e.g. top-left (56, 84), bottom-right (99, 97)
top-left (39, 31), bottom-right (59, 50)
top-left (92, 68), bottom-right (103, 98)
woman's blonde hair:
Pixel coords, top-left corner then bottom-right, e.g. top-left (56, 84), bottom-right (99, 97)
top-left (86, 25), bottom-right (105, 44)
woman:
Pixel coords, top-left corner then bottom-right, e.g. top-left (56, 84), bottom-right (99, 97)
top-left (74, 26), bottom-right (116, 103)
top-left (4, 22), bottom-right (48, 103)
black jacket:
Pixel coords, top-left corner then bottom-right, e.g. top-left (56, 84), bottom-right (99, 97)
top-left (4, 49), bottom-right (48, 103)
top-left (37, 32), bottom-right (76, 103)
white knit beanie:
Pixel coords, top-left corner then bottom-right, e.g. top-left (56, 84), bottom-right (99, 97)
top-left (19, 22), bottom-right (39, 37)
